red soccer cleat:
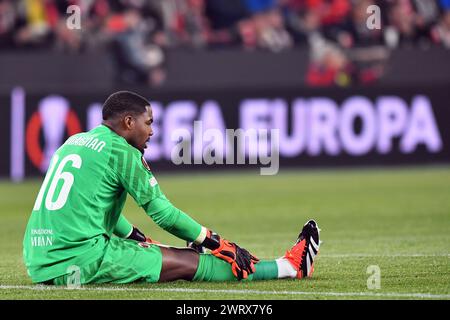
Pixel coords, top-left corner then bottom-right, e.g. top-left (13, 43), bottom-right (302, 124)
top-left (284, 220), bottom-right (321, 279)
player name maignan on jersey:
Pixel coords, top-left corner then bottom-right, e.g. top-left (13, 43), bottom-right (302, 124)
top-left (65, 135), bottom-right (106, 153)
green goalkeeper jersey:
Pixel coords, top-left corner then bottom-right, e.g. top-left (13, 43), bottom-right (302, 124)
top-left (23, 125), bottom-right (202, 283)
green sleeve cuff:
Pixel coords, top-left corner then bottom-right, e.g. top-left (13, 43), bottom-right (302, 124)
top-left (113, 214), bottom-right (133, 238)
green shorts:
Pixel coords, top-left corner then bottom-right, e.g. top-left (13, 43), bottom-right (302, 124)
top-left (52, 237), bottom-right (163, 285)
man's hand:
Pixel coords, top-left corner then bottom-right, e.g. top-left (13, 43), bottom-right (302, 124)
top-left (199, 229), bottom-right (259, 280)
top-left (211, 239), bottom-right (259, 280)
top-left (127, 226), bottom-right (160, 244)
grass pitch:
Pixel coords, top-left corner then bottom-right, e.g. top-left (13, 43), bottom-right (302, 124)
top-left (0, 166), bottom-right (449, 300)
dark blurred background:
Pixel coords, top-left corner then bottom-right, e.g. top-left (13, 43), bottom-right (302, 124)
top-left (1, 0), bottom-right (450, 179)
top-left (1, 0), bottom-right (450, 89)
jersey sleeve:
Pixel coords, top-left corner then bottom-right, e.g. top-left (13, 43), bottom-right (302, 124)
top-left (109, 141), bottom-right (164, 207)
top-left (143, 197), bottom-right (202, 242)
top-left (109, 140), bottom-right (202, 241)
top-left (113, 214), bottom-right (133, 238)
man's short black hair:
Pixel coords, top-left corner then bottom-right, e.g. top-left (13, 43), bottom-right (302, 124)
top-left (102, 91), bottom-right (150, 120)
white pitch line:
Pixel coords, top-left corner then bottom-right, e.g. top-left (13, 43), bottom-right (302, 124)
top-left (0, 285), bottom-right (448, 299)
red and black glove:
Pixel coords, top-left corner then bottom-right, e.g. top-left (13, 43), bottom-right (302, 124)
top-left (127, 226), bottom-right (160, 244)
top-left (199, 230), bottom-right (259, 280)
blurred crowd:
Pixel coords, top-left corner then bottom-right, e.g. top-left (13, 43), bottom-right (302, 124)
top-left (1, 0), bottom-right (450, 86)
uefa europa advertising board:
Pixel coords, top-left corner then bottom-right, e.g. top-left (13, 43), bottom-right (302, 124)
top-left (1, 85), bottom-right (449, 179)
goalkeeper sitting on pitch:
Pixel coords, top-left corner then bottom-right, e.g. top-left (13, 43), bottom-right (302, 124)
top-left (23, 91), bottom-right (320, 285)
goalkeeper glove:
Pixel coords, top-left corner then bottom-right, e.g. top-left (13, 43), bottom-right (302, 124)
top-left (198, 229), bottom-right (259, 280)
top-left (127, 226), bottom-right (160, 244)
top-left (187, 241), bottom-right (206, 253)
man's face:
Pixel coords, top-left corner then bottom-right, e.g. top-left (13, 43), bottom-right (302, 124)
top-left (129, 106), bottom-right (153, 153)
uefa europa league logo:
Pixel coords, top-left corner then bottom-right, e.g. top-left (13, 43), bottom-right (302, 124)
top-left (39, 97), bottom-right (70, 172)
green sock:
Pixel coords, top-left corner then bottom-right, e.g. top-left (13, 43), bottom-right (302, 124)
top-left (193, 254), bottom-right (278, 282)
